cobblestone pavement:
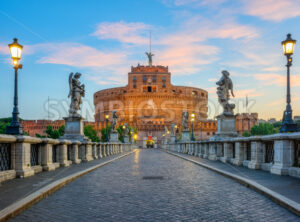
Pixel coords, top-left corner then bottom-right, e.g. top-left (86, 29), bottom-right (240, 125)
top-left (0, 152), bottom-right (132, 211)
top-left (166, 151), bottom-right (300, 204)
top-left (12, 149), bottom-right (299, 222)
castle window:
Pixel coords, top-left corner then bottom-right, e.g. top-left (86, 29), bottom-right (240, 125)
top-left (162, 77), bottom-right (166, 82)
top-left (133, 76), bottom-right (137, 82)
top-left (147, 86), bottom-right (152, 92)
top-left (153, 76), bottom-right (156, 82)
top-left (201, 93), bottom-right (204, 97)
top-left (162, 83), bottom-right (166, 88)
top-left (133, 83), bottom-right (136, 88)
top-left (143, 76), bottom-right (147, 82)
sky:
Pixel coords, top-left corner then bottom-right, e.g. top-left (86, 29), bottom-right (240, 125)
top-left (1, 0), bottom-right (300, 121)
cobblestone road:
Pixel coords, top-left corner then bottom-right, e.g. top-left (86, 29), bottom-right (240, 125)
top-left (12, 149), bottom-right (299, 222)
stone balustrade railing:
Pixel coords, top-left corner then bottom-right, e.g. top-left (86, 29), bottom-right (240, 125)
top-left (0, 134), bottom-right (133, 183)
top-left (164, 132), bottom-right (300, 179)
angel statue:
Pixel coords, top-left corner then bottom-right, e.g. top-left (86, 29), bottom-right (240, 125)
top-left (182, 111), bottom-right (189, 131)
top-left (68, 72), bottom-right (85, 117)
top-left (216, 70), bottom-right (235, 116)
top-left (112, 111), bottom-right (118, 131)
top-left (145, 52), bottom-right (154, 66)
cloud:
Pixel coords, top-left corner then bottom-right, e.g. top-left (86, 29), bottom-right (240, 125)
top-left (268, 97), bottom-right (300, 106)
top-left (0, 44), bottom-right (8, 54)
top-left (162, 0), bottom-right (227, 7)
top-left (234, 88), bottom-right (262, 98)
top-left (243, 0), bottom-right (300, 22)
top-left (87, 75), bottom-right (127, 86)
top-left (254, 73), bottom-right (300, 87)
top-left (36, 43), bottom-right (126, 69)
top-left (208, 78), bottom-right (218, 82)
top-left (157, 44), bottom-right (219, 75)
top-left (160, 18), bottom-right (258, 45)
top-left (91, 21), bottom-right (150, 45)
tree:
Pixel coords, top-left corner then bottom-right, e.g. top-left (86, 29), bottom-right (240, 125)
top-left (250, 123), bottom-right (278, 136)
top-left (45, 125), bottom-right (65, 139)
top-left (84, 125), bottom-right (100, 142)
top-left (0, 117), bottom-right (22, 134)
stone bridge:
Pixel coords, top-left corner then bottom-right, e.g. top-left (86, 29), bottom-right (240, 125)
top-left (0, 133), bottom-right (300, 221)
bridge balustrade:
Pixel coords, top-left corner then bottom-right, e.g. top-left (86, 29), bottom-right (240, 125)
top-left (0, 134), bottom-right (133, 183)
top-left (166, 132), bottom-right (300, 179)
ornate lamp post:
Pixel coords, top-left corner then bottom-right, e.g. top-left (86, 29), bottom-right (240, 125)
top-left (6, 38), bottom-right (24, 135)
top-left (280, 34), bottom-right (298, 133)
top-left (191, 113), bottom-right (195, 141)
top-left (105, 114), bottom-right (109, 142)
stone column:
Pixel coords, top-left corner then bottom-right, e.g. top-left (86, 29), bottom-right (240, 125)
top-left (271, 139), bottom-right (294, 175)
top-left (41, 138), bottom-right (58, 171)
top-left (102, 144), bottom-right (107, 157)
top-left (82, 142), bottom-right (93, 162)
top-left (193, 143), bottom-right (198, 156)
top-left (220, 142), bottom-right (233, 163)
top-left (232, 141), bottom-right (245, 166)
top-left (58, 139), bottom-right (71, 167)
top-left (248, 139), bottom-right (264, 169)
top-left (216, 143), bottom-right (223, 160)
top-left (97, 143), bottom-right (103, 158)
top-left (208, 143), bottom-right (217, 160)
top-left (71, 141), bottom-right (81, 164)
top-left (15, 136), bottom-right (39, 178)
top-left (92, 142), bottom-right (98, 159)
top-left (119, 143), bottom-right (123, 153)
top-left (203, 143), bottom-right (209, 159)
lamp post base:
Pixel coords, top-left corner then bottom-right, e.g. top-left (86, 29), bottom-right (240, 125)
top-left (280, 122), bottom-right (298, 133)
top-left (6, 124), bottom-right (24, 135)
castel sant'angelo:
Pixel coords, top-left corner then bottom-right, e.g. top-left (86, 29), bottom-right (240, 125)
top-left (94, 53), bottom-right (213, 146)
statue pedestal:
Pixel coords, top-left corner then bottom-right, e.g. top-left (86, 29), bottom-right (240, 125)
top-left (181, 130), bottom-right (190, 142)
top-left (210, 114), bottom-right (238, 141)
top-left (60, 116), bottom-right (89, 142)
top-left (124, 135), bottom-right (129, 143)
top-left (110, 131), bottom-right (119, 142)
top-left (170, 136), bottom-right (176, 143)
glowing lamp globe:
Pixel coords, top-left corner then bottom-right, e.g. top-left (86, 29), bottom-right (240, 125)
top-left (282, 34), bottom-right (296, 56)
top-left (8, 38), bottom-right (23, 66)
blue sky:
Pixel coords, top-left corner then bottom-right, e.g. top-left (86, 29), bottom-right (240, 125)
top-left (1, 0), bottom-right (300, 121)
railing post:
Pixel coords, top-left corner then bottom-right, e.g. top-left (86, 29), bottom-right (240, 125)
top-left (58, 139), bottom-right (72, 167)
top-left (203, 143), bottom-right (209, 159)
top-left (41, 138), bottom-right (58, 171)
top-left (97, 143), bottom-right (103, 158)
top-left (82, 142), bottom-right (93, 162)
top-left (232, 141), bottom-right (244, 166)
top-left (271, 139), bottom-right (293, 175)
top-left (220, 142), bottom-right (233, 163)
top-left (71, 141), bottom-right (81, 164)
top-left (208, 142), bottom-right (217, 160)
top-left (15, 136), bottom-right (36, 178)
top-left (248, 138), bottom-right (264, 169)
top-left (92, 142), bottom-right (98, 159)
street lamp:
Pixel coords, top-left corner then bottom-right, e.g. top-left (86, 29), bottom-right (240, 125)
top-left (191, 113), bottom-right (195, 141)
top-left (6, 38), bottom-right (24, 135)
top-left (105, 114), bottom-right (109, 142)
top-left (280, 33), bottom-right (298, 133)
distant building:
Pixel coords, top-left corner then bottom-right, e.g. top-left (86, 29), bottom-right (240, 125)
top-left (21, 120), bottom-right (98, 137)
top-left (94, 63), bottom-right (208, 146)
top-left (236, 113), bottom-right (258, 135)
top-left (267, 118), bottom-right (277, 124)
top-left (294, 116), bottom-right (300, 121)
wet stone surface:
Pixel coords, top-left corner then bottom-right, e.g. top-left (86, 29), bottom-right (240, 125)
top-left (12, 149), bottom-right (299, 222)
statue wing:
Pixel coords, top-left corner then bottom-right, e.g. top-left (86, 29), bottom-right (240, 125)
top-left (68, 73), bottom-right (73, 98)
